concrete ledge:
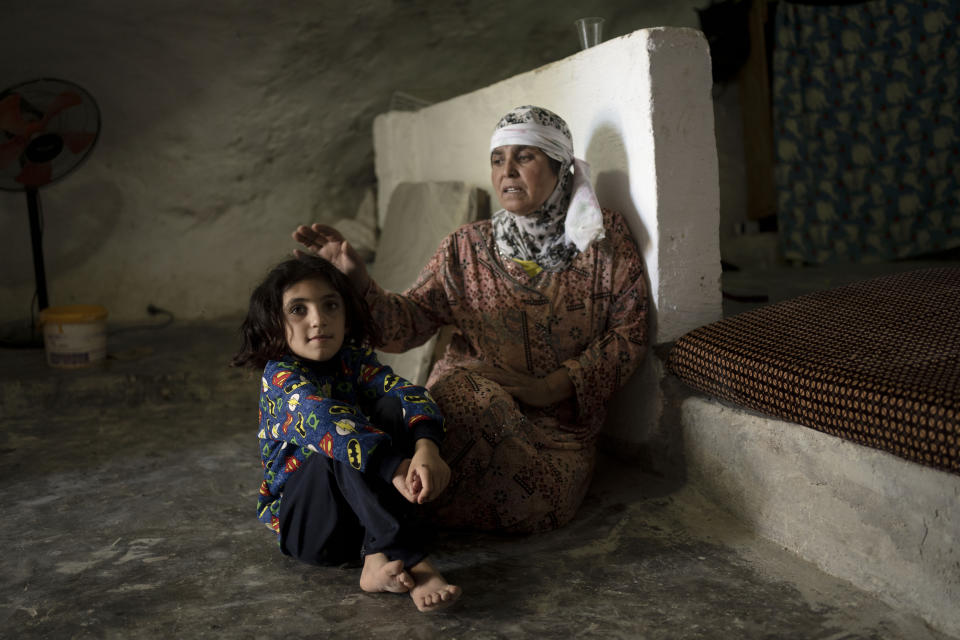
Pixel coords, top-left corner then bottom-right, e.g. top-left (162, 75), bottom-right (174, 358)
top-left (601, 352), bottom-right (959, 636)
top-left (678, 394), bottom-right (960, 638)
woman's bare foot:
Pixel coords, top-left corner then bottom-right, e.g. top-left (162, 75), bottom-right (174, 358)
top-left (409, 559), bottom-right (461, 612)
top-left (359, 553), bottom-right (414, 594)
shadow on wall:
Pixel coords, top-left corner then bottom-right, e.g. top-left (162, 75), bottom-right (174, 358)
top-left (584, 118), bottom-right (670, 471)
top-left (584, 119), bottom-right (656, 342)
top-left (1, 180), bottom-right (124, 289)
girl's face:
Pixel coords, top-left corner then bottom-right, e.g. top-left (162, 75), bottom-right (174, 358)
top-left (282, 276), bottom-right (347, 363)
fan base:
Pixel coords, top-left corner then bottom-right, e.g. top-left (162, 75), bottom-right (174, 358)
top-left (0, 322), bottom-right (44, 349)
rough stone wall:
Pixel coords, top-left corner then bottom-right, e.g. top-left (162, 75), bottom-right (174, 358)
top-left (0, 1), bottom-right (715, 325)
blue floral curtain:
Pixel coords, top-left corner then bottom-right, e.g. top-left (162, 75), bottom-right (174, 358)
top-left (773, 0), bottom-right (960, 263)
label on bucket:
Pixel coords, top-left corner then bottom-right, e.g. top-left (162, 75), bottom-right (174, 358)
top-left (43, 321), bottom-right (107, 369)
top-left (50, 352), bottom-right (96, 366)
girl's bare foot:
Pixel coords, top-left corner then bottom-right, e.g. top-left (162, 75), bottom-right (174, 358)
top-left (409, 559), bottom-right (461, 612)
top-left (359, 553), bottom-right (414, 593)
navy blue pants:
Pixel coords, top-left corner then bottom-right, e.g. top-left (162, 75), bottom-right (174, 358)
top-left (277, 396), bottom-right (427, 569)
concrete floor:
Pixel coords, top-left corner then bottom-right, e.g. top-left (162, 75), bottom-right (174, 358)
top-left (1, 300), bottom-right (956, 638)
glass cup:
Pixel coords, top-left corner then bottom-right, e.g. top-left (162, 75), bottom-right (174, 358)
top-left (574, 17), bottom-right (605, 50)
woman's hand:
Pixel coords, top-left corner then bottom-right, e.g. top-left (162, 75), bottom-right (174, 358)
top-left (405, 439), bottom-right (451, 504)
top-left (472, 366), bottom-right (582, 450)
top-left (291, 224), bottom-right (370, 292)
top-left (533, 427), bottom-right (582, 451)
top-left (473, 365), bottom-right (574, 408)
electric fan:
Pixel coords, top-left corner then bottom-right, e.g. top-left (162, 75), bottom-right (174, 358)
top-left (0, 77), bottom-right (101, 316)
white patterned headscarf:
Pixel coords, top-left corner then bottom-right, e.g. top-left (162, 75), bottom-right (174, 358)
top-left (489, 105), bottom-right (605, 272)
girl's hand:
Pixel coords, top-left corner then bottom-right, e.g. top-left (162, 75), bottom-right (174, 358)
top-left (392, 459), bottom-right (419, 502)
top-left (405, 439), bottom-right (451, 504)
top-left (291, 224), bottom-right (370, 292)
top-left (473, 365), bottom-right (574, 408)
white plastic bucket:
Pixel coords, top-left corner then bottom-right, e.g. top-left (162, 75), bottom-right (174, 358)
top-left (38, 305), bottom-right (108, 369)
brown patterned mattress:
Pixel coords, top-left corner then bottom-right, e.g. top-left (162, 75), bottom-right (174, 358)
top-left (667, 267), bottom-right (959, 475)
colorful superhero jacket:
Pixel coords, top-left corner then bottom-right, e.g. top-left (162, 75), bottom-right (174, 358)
top-left (255, 345), bottom-right (444, 533)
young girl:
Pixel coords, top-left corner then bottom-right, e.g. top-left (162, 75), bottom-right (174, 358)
top-left (233, 254), bottom-right (461, 612)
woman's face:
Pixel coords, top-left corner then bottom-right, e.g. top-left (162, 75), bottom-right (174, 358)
top-left (282, 276), bottom-right (346, 363)
top-left (490, 145), bottom-right (559, 216)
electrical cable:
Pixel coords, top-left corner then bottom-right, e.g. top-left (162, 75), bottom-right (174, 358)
top-left (107, 305), bottom-right (175, 337)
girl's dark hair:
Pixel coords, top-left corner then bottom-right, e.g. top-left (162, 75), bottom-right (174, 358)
top-left (232, 254), bottom-right (382, 369)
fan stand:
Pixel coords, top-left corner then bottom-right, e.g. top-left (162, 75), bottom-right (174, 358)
top-left (0, 189), bottom-right (47, 348)
top-left (2, 145), bottom-right (56, 348)
top-left (0, 188), bottom-right (49, 348)
top-left (26, 187), bottom-right (49, 311)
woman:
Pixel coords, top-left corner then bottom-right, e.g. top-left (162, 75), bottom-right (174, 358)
top-left (294, 105), bottom-right (648, 534)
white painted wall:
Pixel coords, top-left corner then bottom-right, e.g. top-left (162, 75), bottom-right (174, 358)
top-left (374, 27), bottom-right (722, 346)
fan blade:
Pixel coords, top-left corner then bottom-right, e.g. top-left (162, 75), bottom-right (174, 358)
top-left (39, 91), bottom-right (84, 130)
top-left (61, 131), bottom-right (96, 154)
top-left (15, 161), bottom-right (52, 188)
top-left (0, 94), bottom-right (31, 135)
top-left (0, 137), bottom-right (28, 170)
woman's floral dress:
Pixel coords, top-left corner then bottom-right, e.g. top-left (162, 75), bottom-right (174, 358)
top-left (365, 209), bottom-right (648, 533)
